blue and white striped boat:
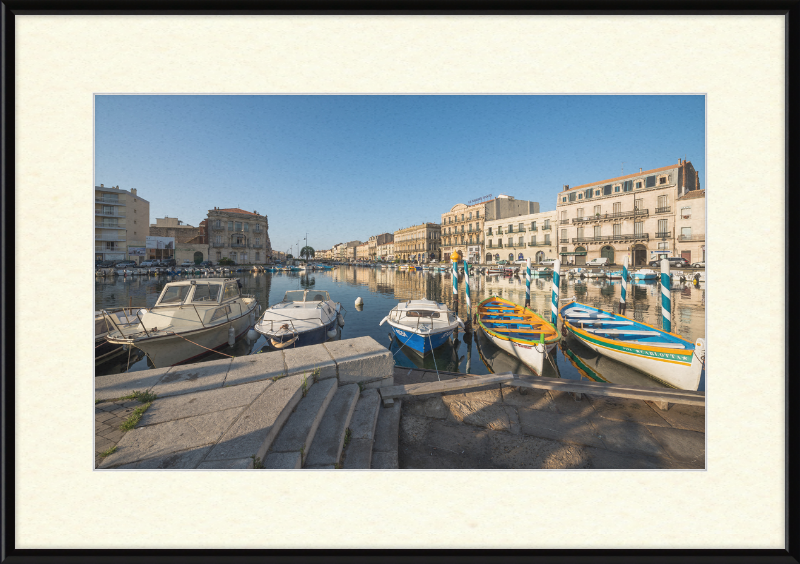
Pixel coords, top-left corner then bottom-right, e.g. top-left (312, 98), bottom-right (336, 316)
top-left (380, 299), bottom-right (464, 355)
top-left (631, 269), bottom-right (658, 281)
top-left (255, 290), bottom-right (343, 350)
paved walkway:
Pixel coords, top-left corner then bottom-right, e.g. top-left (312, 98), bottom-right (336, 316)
top-left (394, 368), bottom-right (705, 469)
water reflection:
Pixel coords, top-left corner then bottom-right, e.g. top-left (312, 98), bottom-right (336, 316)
top-left (95, 267), bottom-right (706, 391)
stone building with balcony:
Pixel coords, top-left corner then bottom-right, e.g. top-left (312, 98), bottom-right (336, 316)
top-left (555, 160), bottom-right (701, 266)
top-left (356, 242), bottom-right (370, 261)
top-left (441, 195), bottom-right (539, 264)
top-left (484, 210), bottom-right (559, 264)
top-left (345, 241), bottom-right (363, 261)
top-left (675, 189), bottom-right (705, 264)
top-left (206, 207), bottom-right (271, 265)
top-left (95, 184), bottom-right (150, 264)
top-left (394, 223), bottom-right (441, 262)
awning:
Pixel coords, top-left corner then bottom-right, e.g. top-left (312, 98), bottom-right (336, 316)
top-left (559, 251), bottom-right (587, 256)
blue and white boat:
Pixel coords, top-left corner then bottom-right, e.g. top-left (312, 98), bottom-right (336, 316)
top-left (631, 268), bottom-right (658, 281)
top-left (255, 290), bottom-right (344, 350)
top-left (379, 299), bottom-right (464, 355)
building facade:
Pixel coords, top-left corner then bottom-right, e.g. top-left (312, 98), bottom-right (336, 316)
top-left (149, 216), bottom-right (207, 264)
top-left (95, 184), bottom-right (150, 264)
top-left (367, 236), bottom-right (377, 260)
top-left (484, 210), bottom-right (559, 264)
top-left (555, 160), bottom-right (701, 266)
top-left (345, 241), bottom-right (362, 261)
top-left (378, 242), bottom-right (395, 261)
top-left (207, 207), bottom-right (271, 265)
top-left (393, 223), bottom-right (441, 262)
top-left (440, 195), bottom-right (540, 264)
top-left (675, 189), bottom-right (705, 264)
top-left (356, 242), bottom-right (370, 261)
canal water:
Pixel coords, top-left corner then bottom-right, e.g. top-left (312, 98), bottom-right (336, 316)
top-left (95, 266), bottom-right (706, 391)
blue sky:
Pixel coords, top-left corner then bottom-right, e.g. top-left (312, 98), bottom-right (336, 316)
top-left (95, 95), bottom-right (705, 254)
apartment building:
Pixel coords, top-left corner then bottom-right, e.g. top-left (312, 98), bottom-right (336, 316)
top-left (441, 195), bottom-right (539, 263)
top-left (345, 240), bottom-right (362, 261)
top-left (393, 223), bottom-right (441, 262)
top-left (675, 189), bottom-right (705, 264)
top-left (94, 184), bottom-right (149, 264)
top-left (356, 242), bottom-right (370, 261)
top-left (484, 210), bottom-right (559, 264)
top-left (555, 160), bottom-right (701, 266)
top-left (378, 241), bottom-right (395, 261)
top-left (207, 207), bottom-right (271, 265)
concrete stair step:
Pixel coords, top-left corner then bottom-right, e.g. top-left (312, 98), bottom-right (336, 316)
top-left (303, 383), bottom-right (359, 468)
top-left (264, 377), bottom-right (338, 468)
top-left (371, 399), bottom-right (402, 469)
top-left (341, 389), bottom-right (381, 469)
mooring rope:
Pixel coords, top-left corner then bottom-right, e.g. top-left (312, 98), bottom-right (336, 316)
top-left (428, 334), bottom-right (441, 382)
top-left (166, 331), bottom-right (235, 358)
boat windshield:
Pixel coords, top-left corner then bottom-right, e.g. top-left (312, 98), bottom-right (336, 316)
top-left (405, 310), bottom-right (440, 318)
top-left (282, 290), bottom-right (306, 302)
top-left (307, 291), bottom-right (330, 302)
top-left (192, 283), bottom-right (222, 303)
top-left (156, 285), bottom-right (191, 306)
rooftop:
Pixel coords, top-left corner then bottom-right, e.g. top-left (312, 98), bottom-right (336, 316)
top-left (678, 189), bottom-right (705, 201)
top-left (209, 208), bottom-right (263, 217)
top-left (566, 163), bottom-right (685, 192)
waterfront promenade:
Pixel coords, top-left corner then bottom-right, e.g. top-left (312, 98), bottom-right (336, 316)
top-left (95, 337), bottom-right (704, 470)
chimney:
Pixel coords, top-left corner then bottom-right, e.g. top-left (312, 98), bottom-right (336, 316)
top-left (100, 183), bottom-right (104, 187)
top-left (563, 184), bottom-right (569, 191)
top-left (679, 158), bottom-right (682, 165)
top-left (131, 188), bottom-right (137, 195)
top-left (639, 168), bottom-right (642, 173)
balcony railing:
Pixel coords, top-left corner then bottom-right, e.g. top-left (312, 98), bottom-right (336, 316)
top-left (559, 219), bottom-right (569, 225)
top-left (528, 242), bottom-right (550, 247)
top-left (486, 243), bottom-right (503, 249)
top-left (96, 223), bottom-right (126, 229)
top-left (559, 238), bottom-right (569, 243)
top-left (529, 226), bottom-right (538, 231)
top-left (655, 206), bottom-right (671, 214)
top-left (95, 245), bottom-right (123, 252)
top-left (95, 210), bottom-right (126, 217)
top-left (572, 233), bottom-right (650, 243)
top-left (231, 243), bottom-right (247, 248)
top-left (211, 242), bottom-right (226, 247)
top-left (678, 234), bottom-right (705, 241)
top-left (94, 198), bottom-right (125, 205)
top-left (94, 235), bottom-right (126, 241)
top-left (542, 225), bottom-right (552, 231)
top-left (571, 209), bottom-right (649, 224)
top-left (655, 231), bottom-right (671, 238)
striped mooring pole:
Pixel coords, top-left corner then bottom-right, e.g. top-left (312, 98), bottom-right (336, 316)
top-left (551, 258), bottom-right (561, 326)
top-left (620, 254), bottom-right (629, 315)
top-left (660, 258), bottom-right (671, 333)
top-left (451, 251), bottom-right (459, 314)
top-left (463, 259), bottom-right (472, 331)
top-left (525, 258), bottom-right (531, 308)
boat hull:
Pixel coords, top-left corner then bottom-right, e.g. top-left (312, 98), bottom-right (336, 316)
top-left (559, 302), bottom-right (704, 390)
top-left (261, 317), bottom-right (338, 350)
top-left (482, 331), bottom-right (556, 375)
top-left (388, 322), bottom-right (454, 355)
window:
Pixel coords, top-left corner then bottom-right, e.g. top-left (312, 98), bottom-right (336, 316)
top-left (562, 196), bottom-right (567, 202)
top-left (476, 211), bottom-right (480, 218)
top-left (244, 223), bottom-right (249, 232)
top-left (645, 175), bottom-right (656, 188)
top-left (578, 194), bottom-right (583, 199)
top-left (577, 227), bottom-right (583, 238)
top-left (235, 222), bottom-right (242, 232)
top-left (614, 186), bottom-right (621, 192)
top-left (585, 188), bottom-right (593, 199)
top-left (636, 181), bottom-right (643, 189)
top-left (569, 192), bottom-right (576, 202)
top-left (595, 190), bottom-right (601, 196)
top-left (561, 229), bottom-right (567, 239)
top-left (531, 221), bottom-right (536, 230)
top-left (594, 225), bottom-right (601, 237)
top-left (603, 184), bottom-right (612, 196)
top-left (576, 208), bottom-right (583, 217)
top-left (658, 219), bottom-right (668, 234)
top-left (613, 223), bottom-right (621, 236)
top-left (623, 180), bottom-right (633, 192)
top-left (635, 222), bottom-right (644, 235)
top-left (158, 285), bottom-right (191, 305)
top-left (658, 242), bottom-right (669, 250)
top-left (544, 234), bottom-right (551, 245)
top-left (468, 212), bottom-right (472, 219)
top-left (531, 236), bottom-right (536, 245)
top-left (507, 238), bottom-right (513, 246)
top-left (518, 236), bottom-right (524, 245)
top-left (518, 223), bottom-right (524, 231)
top-left (228, 221), bottom-right (233, 230)
top-left (488, 239), bottom-right (493, 247)
top-left (508, 224), bottom-right (513, 233)
top-left (215, 235), bottom-right (221, 244)
top-left (216, 252), bottom-right (221, 260)
top-left (613, 202), bottom-right (621, 214)
top-left (487, 228), bottom-right (493, 235)
top-left (594, 205), bottom-right (601, 215)
top-left (681, 206), bottom-right (691, 219)
top-left (682, 227), bottom-right (692, 238)
top-left (543, 220), bottom-right (550, 229)
top-left (255, 252), bottom-right (260, 261)
top-left (222, 283), bottom-right (240, 301)
top-left (461, 214), bottom-right (465, 221)
top-left (193, 283), bottom-right (222, 303)
top-left (635, 199), bottom-right (643, 211)
top-left (210, 305), bottom-right (232, 322)
top-left (561, 211), bottom-right (567, 220)
top-left (659, 176), bottom-right (667, 185)
top-left (658, 195), bottom-right (668, 208)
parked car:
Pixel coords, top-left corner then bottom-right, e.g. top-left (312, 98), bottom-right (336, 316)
top-left (140, 260), bottom-right (157, 268)
top-left (181, 260), bottom-right (195, 267)
top-left (649, 257), bottom-right (689, 268)
top-left (497, 260), bottom-right (509, 265)
top-left (586, 257), bottom-right (609, 267)
top-left (540, 258), bottom-right (557, 267)
top-left (159, 258), bottom-right (177, 267)
top-left (200, 260), bottom-right (214, 267)
top-left (95, 260), bottom-right (115, 268)
top-left (691, 261), bottom-right (705, 268)
top-left (114, 261), bottom-right (137, 268)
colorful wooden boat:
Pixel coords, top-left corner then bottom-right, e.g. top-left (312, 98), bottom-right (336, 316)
top-left (476, 296), bottom-right (560, 375)
top-left (559, 300), bottom-right (705, 390)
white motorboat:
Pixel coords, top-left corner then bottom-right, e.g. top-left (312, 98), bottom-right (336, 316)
top-left (379, 299), bottom-right (463, 355)
top-left (95, 308), bottom-right (146, 363)
top-left (255, 290), bottom-right (343, 349)
top-left (104, 278), bottom-right (259, 368)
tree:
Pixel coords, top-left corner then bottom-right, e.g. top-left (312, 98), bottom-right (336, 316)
top-left (300, 246), bottom-right (315, 262)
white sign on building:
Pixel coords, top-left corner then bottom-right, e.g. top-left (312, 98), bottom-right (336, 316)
top-left (146, 236), bottom-right (175, 249)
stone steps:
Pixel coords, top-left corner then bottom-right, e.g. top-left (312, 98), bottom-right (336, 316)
top-left (371, 399), bottom-right (402, 469)
top-left (263, 377), bottom-right (338, 468)
top-left (303, 384), bottom-right (360, 468)
top-left (341, 389), bottom-right (381, 469)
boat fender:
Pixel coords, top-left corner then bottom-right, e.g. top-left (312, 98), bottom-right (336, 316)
top-left (355, 297), bottom-right (363, 306)
top-left (378, 316), bottom-right (388, 326)
top-left (337, 313), bottom-right (345, 327)
top-left (270, 335), bottom-right (298, 349)
top-left (247, 328), bottom-right (258, 341)
top-left (327, 327), bottom-right (338, 339)
top-left (228, 325), bottom-right (235, 346)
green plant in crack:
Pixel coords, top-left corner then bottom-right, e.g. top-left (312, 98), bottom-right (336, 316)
top-left (120, 390), bottom-right (158, 403)
top-left (98, 446), bottom-right (117, 458)
top-left (251, 455), bottom-right (264, 469)
top-left (119, 402), bottom-right (152, 431)
top-left (301, 375), bottom-right (308, 397)
top-left (343, 428), bottom-right (351, 449)
top-left (312, 367), bottom-right (320, 384)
